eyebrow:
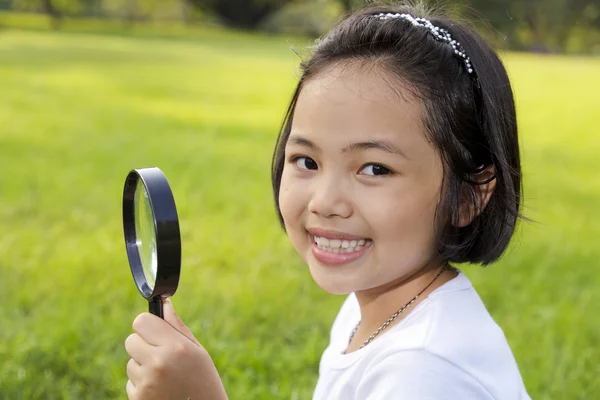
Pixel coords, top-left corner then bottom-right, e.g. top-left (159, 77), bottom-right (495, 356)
top-left (288, 135), bottom-right (409, 159)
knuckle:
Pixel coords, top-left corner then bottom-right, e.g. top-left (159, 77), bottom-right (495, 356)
top-left (172, 342), bottom-right (188, 357)
top-left (126, 380), bottom-right (136, 399)
top-left (148, 351), bottom-right (165, 370)
top-left (124, 334), bottom-right (136, 350)
top-left (197, 345), bottom-right (210, 359)
top-left (126, 358), bottom-right (136, 376)
top-left (149, 361), bottom-right (167, 379)
top-left (132, 313), bottom-right (147, 331)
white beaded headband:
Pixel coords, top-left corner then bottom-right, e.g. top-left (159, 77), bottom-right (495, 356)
top-left (374, 12), bottom-right (474, 75)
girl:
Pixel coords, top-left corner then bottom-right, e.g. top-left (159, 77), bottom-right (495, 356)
top-left (124, 3), bottom-right (531, 399)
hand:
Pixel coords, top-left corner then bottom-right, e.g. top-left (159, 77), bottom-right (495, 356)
top-left (124, 298), bottom-right (228, 400)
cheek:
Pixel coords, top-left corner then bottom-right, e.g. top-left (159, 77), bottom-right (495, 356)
top-left (364, 184), bottom-right (440, 243)
top-left (278, 168), bottom-right (306, 225)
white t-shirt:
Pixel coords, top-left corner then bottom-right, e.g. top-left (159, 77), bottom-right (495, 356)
top-left (313, 270), bottom-right (531, 400)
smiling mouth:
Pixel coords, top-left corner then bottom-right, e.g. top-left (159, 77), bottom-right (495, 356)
top-left (312, 235), bottom-right (373, 253)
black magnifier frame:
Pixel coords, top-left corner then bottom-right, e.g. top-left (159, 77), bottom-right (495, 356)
top-left (123, 167), bottom-right (181, 319)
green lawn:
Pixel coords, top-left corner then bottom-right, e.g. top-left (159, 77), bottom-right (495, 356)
top-left (0, 22), bottom-right (598, 400)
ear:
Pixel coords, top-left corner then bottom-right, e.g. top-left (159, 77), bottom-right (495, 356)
top-left (455, 166), bottom-right (496, 228)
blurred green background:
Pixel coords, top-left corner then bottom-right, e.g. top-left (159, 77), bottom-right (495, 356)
top-left (0, 1), bottom-right (599, 399)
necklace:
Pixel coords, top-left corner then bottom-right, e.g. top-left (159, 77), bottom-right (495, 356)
top-left (346, 264), bottom-right (448, 352)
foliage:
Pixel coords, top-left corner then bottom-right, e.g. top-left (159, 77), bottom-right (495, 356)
top-left (2, 0), bottom-right (600, 53)
top-left (0, 25), bottom-right (599, 399)
top-left (260, 0), bottom-right (343, 36)
top-left (338, 0), bottom-right (600, 53)
top-left (10, 0), bottom-right (83, 27)
top-left (190, 0), bottom-right (295, 29)
top-left (101, 0), bottom-right (182, 22)
top-left (465, 0), bottom-right (600, 52)
top-left (337, 0), bottom-right (363, 12)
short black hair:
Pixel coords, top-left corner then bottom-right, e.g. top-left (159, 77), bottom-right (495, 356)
top-left (271, 3), bottom-right (523, 266)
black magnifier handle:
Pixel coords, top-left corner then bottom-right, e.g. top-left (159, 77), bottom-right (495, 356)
top-left (149, 297), bottom-right (164, 319)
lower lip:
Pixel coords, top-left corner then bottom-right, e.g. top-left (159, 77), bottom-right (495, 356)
top-left (310, 239), bottom-right (372, 266)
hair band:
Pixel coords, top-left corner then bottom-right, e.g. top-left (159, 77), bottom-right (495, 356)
top-left (374, 12), bottom-right (474, 75)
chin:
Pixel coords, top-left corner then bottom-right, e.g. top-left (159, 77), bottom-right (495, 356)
top-left (306, 261), bottom-right (361, 295)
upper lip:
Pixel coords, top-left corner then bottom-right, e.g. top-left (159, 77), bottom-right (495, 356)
top-left (307, 228), bottom-right (369, 241)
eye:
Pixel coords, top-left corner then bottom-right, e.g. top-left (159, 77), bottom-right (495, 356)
top-left (359, 164), bottom-right (391, 176)
top-left (293, 156), bottom-right (318, 170)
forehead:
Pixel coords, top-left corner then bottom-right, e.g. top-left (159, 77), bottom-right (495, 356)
top-left (291, 64), bottom-right (427, 147)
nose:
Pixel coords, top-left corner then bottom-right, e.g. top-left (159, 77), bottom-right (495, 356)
top-left (307, 172), bottom-right (353, 219)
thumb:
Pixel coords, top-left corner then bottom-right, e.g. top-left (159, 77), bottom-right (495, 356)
top-left (163, 298), bottom-right (201, 346)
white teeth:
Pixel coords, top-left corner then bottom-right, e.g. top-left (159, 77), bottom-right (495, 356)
top-left (313, 235), bottom-right (370, 253)
top-left (329, 239), bottom-right (341, 248)
top-left (316, 237), bottom-right (329, 246)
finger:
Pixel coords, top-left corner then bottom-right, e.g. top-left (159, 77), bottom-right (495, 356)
top-left (163, 298), bottom-right (200, 346)
top-left (126, 358), bottom-right (142, 385)
top-left (126, 379), bottom-right (136, 399)
top-left (124, 333), bottom-right (154, 365)
top-left (132, 312), bottom-right (177, 346)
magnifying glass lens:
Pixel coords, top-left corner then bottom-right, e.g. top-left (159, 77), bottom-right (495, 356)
top-left (134, 180), bottom-right (158, 290)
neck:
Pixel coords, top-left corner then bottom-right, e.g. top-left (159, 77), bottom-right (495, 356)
top-left (347, 262), bottom-right (457, 353)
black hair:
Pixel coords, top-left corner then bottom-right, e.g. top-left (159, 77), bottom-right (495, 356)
top-left (271, 2), bottom-right (523, 266)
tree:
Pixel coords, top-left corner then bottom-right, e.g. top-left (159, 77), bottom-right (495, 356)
top-left (42, 0), bottom-right (61, 28)
top-left (189, 0), bottom-right (295, 29)
top-left (102, 0), bottom-right (175, 27)
top-left (338, 0), bottom-right (363, 12)
top-left (180, 0), bottom-right (191, 24)
top-left (466, 0), bottom-right (599, 52)
top-left (12, 0), bottom-right (84, 29)
top-left (339, 0), bottom-right (351, 11)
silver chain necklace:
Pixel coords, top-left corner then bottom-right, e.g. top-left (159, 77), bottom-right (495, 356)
top-left (346, 264), bottom-right (448, 352)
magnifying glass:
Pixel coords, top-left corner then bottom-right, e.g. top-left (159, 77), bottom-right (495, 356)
top-left (122, 167), bottom-right (181, 319)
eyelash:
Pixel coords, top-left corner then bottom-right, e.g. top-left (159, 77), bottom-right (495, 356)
top-left (289, 156), bottom-right (393, 176)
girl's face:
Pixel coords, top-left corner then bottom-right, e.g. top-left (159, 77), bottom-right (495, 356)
top-left (279, 65), bottom-right (445, 295)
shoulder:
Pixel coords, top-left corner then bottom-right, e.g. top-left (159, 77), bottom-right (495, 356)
top-left (355, 349), bottom-right (495, 399)
top-left (365, 271), bottom-right (529, 399)
top-left (379, 271), bottom-right (516, 356)
top-left (319, 273), bottom-right (530, 400)
top-left (329, 272), bottom-right (511, 356)
top-left (423, 273), bottom-right (524, 386)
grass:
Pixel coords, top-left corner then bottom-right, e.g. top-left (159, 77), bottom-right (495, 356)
top-left (0, 16), bottom-right (599, 400)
